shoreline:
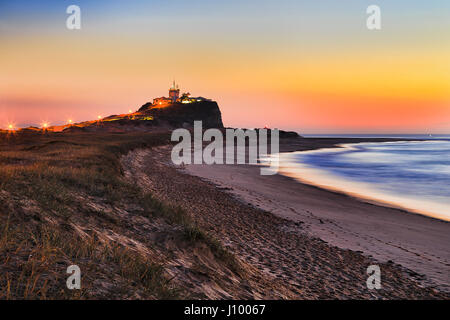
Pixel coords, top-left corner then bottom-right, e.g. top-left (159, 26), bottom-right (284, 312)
top-left (277, 166), bottom-right (449, 224)
top-left (183, 137), bottom-right (450, 292)
top-left (274, 141), bottom-right (449, 222)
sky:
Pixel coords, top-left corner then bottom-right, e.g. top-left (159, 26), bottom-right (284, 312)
top-left (0, 0), bottom-right (449, 133)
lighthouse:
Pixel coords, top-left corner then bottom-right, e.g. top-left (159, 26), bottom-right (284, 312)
top-left (169, 80), bottom-right (180, 103)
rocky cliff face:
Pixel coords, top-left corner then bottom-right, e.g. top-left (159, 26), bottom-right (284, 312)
top-left (140, 101), bottom-right (224, 129)
top-left (61, 100), bottom-right (224, 133)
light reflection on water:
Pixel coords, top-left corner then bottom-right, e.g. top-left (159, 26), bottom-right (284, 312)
top-left (280, 140), bottom-right (450, 221)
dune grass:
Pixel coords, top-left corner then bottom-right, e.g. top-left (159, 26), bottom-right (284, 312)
top-left (0, 132), bottom-right (175, 299)
top-left (0, 131), bottom-right (240, 299)
top-left (0, 219), bottom-right (175, 299)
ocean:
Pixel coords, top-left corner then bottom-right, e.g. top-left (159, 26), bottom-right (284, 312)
top-left (277, 137), bottom-right (450, 221)
top-left (302, 134), bottom-right (450, 140)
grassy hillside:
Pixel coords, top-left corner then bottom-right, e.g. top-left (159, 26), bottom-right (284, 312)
top-left (0, 131), bottom-right (240, 299)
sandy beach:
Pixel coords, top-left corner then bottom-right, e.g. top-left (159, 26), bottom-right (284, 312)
top-left (182, 138), bottom-right (450, 293)
top-left (118, 137), bottom-right (450, 299)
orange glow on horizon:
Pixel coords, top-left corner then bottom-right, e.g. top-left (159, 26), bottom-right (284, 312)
top-left (0, 18), bottom-right (449, 133)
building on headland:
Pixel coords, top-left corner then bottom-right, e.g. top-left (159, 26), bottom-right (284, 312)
top-left (152, 96), bottom-right (173, 106)
top-left (153, 81), bottom-right (212, 106)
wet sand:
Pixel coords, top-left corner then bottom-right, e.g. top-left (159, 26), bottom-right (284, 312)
top-left (184, 138), bottom-right (450, 292)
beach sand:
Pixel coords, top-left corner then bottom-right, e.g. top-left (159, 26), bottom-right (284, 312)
top-left (183, 138), bottom-right (450, 293)
top-left (123, 138), bottom-right (449, 298)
